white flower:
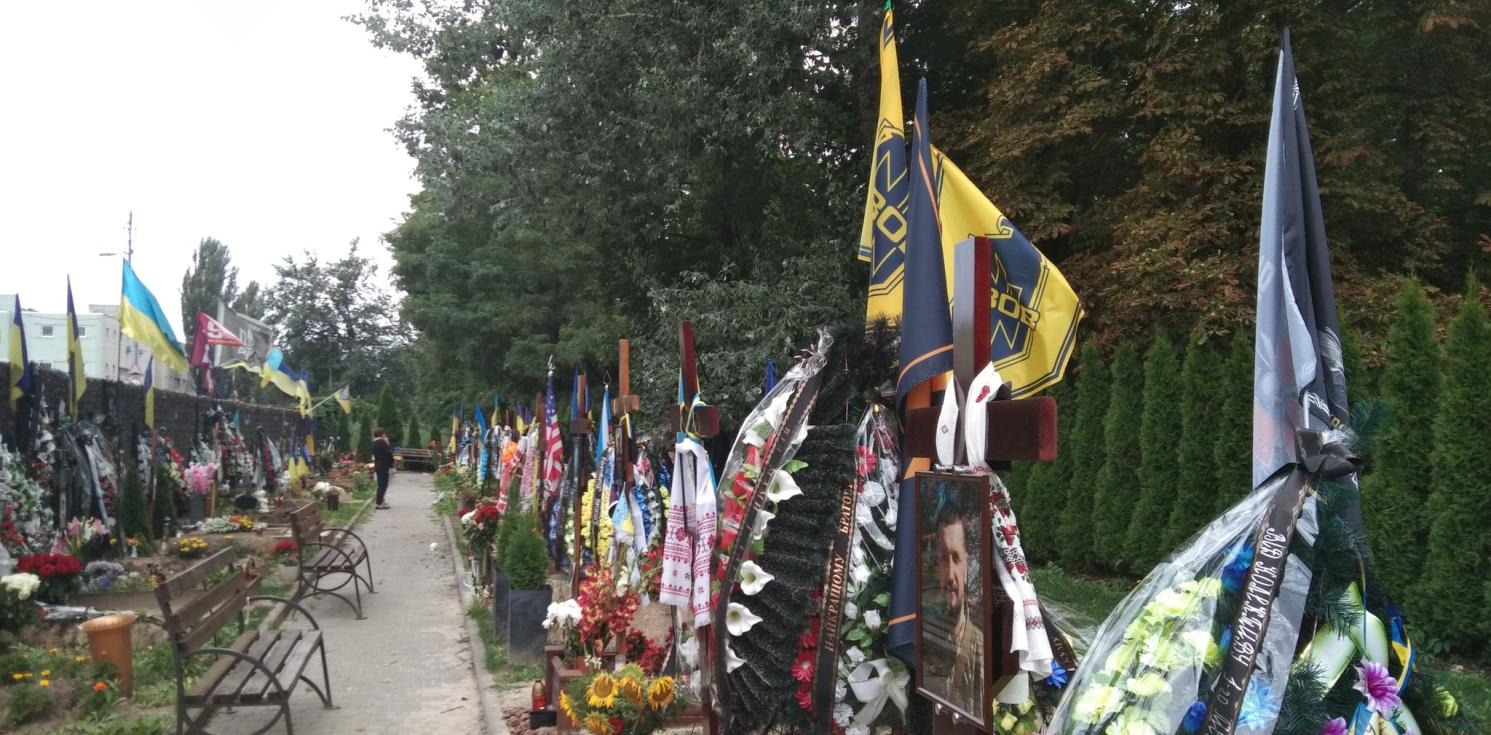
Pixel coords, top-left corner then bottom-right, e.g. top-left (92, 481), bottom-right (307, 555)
top-left (835, 679), bottom-right (848, 703)
top-left (753, 509), bottom-right (776, 540)
top-left (739, 560), bottom-right (774, 596)
top-left (860, 480), bottom-right (886, 507)
top-left (725, 644), bottom-right (746, 672)
top-left (765, 470), bottom-right (802, 504)
top-left (847, 723), bottom-right (869, 735)
top-left (460, 509), bottom-right (476, 525)
top-left (846, 646), bottom-right (865, 665)
top-left (845, 601), bottom-right (859, 620)
top-left (726, 602), bottom-right (764, 636)
top-left (850, 564), bottom-right (871, 586)
top-left (834, 703), bottom-right (854, 727)
top-left (1, 573), bottom-right (41, 600)
top-left (679, 635), bottom-right (700, 667)
top-left (863, 610), bottom-right (883, 631)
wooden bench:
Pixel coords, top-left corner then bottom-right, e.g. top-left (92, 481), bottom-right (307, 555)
top-left (155, 547), bottom-right (333, 735)
top-left (288, 502), bottom-right (375, 620)
top-left (394, 447), bottom-right (436, 470)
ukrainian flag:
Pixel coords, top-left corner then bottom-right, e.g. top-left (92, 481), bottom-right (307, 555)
top-left (120, 261), bottom-right (188, 374)
top-left (9, 295), bottom-right (34, 410)
top-left (335, 386), bottom-right (353, 414)
top-left (66, 277), bottom-right (87, 418)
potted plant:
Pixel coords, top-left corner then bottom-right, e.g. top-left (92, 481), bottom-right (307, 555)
top-left (272, 539), bottom-right (299, 583)
top-left (557, 664), bottom-right (686, 735)
top-left (505, 519), bottom-right (552, 665)
top-left (177, 536), bottom-right (209, 559)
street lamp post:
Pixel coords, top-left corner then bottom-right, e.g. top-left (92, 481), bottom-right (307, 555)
top-left (98, 211), bottom-right (135, 383)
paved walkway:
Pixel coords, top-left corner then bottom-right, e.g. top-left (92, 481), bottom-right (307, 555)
top-left (217, 471), bottom-right (483, 734)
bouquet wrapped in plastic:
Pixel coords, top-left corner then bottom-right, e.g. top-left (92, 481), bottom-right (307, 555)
top-left (1048, 428), bottom-right (1467, 735)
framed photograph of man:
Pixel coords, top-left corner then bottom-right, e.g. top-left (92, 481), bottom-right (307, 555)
top-left (914, 471), bottom-right (994, 730)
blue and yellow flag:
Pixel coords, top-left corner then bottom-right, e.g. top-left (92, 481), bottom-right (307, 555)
top-left (120, 261), bottom-right (188, 374)
top-left (860, 1), bottom-right (910, 323)
top-left (335, 386), bottom-right (353, 414)
top-left (66, 277), bottom-right (87, 418)
top-left (143, 357), bottom-right (156, 430)
top-left (9, 295), bottom-right (34, 411)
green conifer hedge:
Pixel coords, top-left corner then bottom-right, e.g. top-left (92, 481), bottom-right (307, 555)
top-left (1090, 343), bottom-right (1142, 574)
top-left (1060, 345), bottom-right (1108, 570)
top-left (1124, 335), bottom-right (1182, 573)
top-left (1166, 340), bottom-right (1220, 550)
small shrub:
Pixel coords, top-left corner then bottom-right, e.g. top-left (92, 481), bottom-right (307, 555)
top-left (5, 681), bottom-right (52, 726)
top-left (505, 521), bottom-right (549, 591)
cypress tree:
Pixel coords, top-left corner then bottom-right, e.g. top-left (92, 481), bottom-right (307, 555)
top-left (152, 460), bottom-right (177, 538)
top-left (376, 386), bottom-right (402, 448)
top-left (1123, 335), bottom-right (1183, 574)
top-left (357, 420), bottom-right (374, 462)
top-left (1362, 279), bottom-right (1441, 602)
top-left (337, 410), bottom-right (351, 454)
top-left (1059, 344), bottom-right (1108, 571)
top-left (1090, 343), bottom-right (1142, 574)
top-left (1414, 276), bottom-right (1491, 653)
top-left (1014, 380), bottom-right (1072, 565)
top-left (118, 455), bottom-right (152, 544)
top-left (1165, 339), bottom-right (1221, 550)
top-left (407, 411), bottom-right (423, 452)
top-left (1212, 332), bottom-right (1254, 514)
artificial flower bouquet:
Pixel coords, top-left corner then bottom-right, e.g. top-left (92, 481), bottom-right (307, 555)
top-left (1048, 432), bottom-right (1467, 735)
top-left (0, 445), bottom-right (53, 555)
top-left (185, 462), bottom-right (217, 496)
top-left (559, 664), bottom-right (686, 735)
top-left (575, 567), bottom-right (640, 664)
top-left (177, 536), bottom-right (209, 559)
top-left (15, 552), bottom-right (83, 604)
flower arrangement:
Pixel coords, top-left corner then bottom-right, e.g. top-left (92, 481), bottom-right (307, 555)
top-left (460, 502), bottom-right (502, 552)
top-left (560, 664), bottom-right (686, 735)
top-left (80, 561), bottom-right (126, 593)
top-left (200, 517), bottom-right (239, 534)
top-left (226, 514), bottom-right (255, 531)
top-left (177, 536), bottom-right (209, 559)
top-left (0, 572), bottom-right (41, 637)
top-left (16, 552), bottom-right (83, 604)
top-left (62, 517), bottom-right (110, 560)
top-left (574, 567), bottom-right (640, 664)
top-left (185, 462), bottom-right (217, 495)
top-left (0, 445), bottom-right (54, 555)
top-left (272, 539), bottom-right (299, 565)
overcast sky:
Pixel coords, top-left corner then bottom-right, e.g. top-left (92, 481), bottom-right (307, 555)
top-left (0, 0), bottom-right (422, 335)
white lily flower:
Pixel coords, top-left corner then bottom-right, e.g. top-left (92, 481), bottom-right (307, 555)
top-left (725, 644), bottom-right (746, 672)
top-left (739, 560), bottom-right (775, 595)
top-left (766, 470), bottom-right (803, 503)
top-left (753, 509), bottom-right (776, 540)
top-left (726, 602), bottom-right (764, 636)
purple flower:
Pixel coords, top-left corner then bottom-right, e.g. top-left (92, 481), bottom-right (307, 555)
top-left (1320, 717), bottom-right (1348, 735)
top-left (1354, 661), bottom-right (1401, 714)
top-left (1182, 701), bottom-right (1208, 733)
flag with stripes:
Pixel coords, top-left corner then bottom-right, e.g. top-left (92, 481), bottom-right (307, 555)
top-left (543, 371), bottom-right (564, 498)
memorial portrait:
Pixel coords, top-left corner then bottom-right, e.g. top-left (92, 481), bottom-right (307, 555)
top-left (915, 471), bottom-right (992, 728)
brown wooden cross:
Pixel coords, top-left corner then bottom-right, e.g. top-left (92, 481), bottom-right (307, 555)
top-left (900, 236), bottom-right (1061, 735)
top-left (568, 368), bottom-right (593, 592)
top-left (670, 321), bottom-right (720, 438)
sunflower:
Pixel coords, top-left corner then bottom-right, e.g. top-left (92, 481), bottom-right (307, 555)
top-left (559, 691), bottom-right (578, 723)
top-left (583, 713), bottom-right (612, 735)
top-left (619, 675), bottom-right (645, 705)
top-left (587, 673), bottom-right (618, 709)
top-left (647, 676), bottom-right (675, 710)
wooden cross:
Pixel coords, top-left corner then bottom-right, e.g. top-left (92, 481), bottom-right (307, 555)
top-left (901, 236), bottom-right (1060, 735)
top-left (612, 339), bottom-right (641, 485)
top-left (670, 321), bottom-right (720, 437)
top-left (568, 369), bottom-right (593, 593)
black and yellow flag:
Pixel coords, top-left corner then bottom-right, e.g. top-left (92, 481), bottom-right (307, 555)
top-left (66, 277), bottom-right (87, 418)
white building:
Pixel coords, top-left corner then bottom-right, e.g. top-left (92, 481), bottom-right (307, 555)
top-left (0, 295), bottom-right (193, 393)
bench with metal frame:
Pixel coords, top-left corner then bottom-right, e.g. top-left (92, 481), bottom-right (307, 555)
top-left (155, 547), bottom-right (333, 735)
top-left (288, 502), bottom-right (375, 620)
top-left (393, 447), bottom-right (436, 470)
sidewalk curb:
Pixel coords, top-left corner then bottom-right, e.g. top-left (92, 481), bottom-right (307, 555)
top-left (443, 512), bottom-right (510, 735)
top-left (262, 495), bottom-right (377, 632)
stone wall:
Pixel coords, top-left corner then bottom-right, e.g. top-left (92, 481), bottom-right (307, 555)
top-left (1, 364), bottom-right (301, 449)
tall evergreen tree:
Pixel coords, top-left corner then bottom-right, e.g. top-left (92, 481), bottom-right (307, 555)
top-left (406, 411), bottom-right (423, 452)
top-left (1013, 380), bottom-right (1072, 565)
top-left (1060, 344), bottom-right (1108, 570)
top-left (1213, 332), bottom-right (1254, 514)
top-left (1124, 335), bottom-right (1183, 573)
top-left (1413, 276), bottom-right (1491, 653)
top-left (376, 385), bottom-right (402, 449)
top-left (337, 410), bottom-right (352, 455)
top-left (118, 455), bottom-right (152, 543)
top-left (1362, 280), bottom-right (1442, 602)
top-left (1166, 339), bottom-right (1221, 550)
top-left (1090, 343), bottom-right (1142, 574)
top-left (357, 420), bottom-right (374, 462)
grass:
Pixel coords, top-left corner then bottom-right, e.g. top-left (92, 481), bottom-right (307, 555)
top-left (466, 600), bottom-right (542, 687)
top-left (1032, 564), bottom-right (1491, 732)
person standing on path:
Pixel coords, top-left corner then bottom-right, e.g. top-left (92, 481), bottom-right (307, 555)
top-left (372, 428), bottom-right (395, 509)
